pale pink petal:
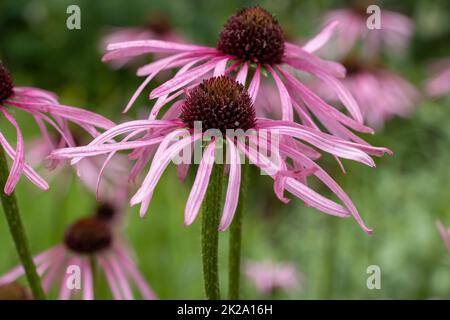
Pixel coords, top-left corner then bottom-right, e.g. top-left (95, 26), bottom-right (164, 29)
top-left (266, 65), bottom-right (293, 121)
top-left (150, 57), bottom-right (225, 98)
top-left (1, 109), bottom-right (25, 194)
top-left (108, 254), bottom-right (133, 300)
top-left (114, 245), bottom-right (157, 300)
top-left (236, 62), bottom-right (249, 85)
top-left (219, 139), bottom-right (241, 231)
top-left (248, 65), bottom-right (261, 103)
top-left (131, 131), bottom-right (202, 216)
top-left (184, 141), bottom-right (216, 226)
top-left (82, 258), bottom-right (94, 300)
top-left (0, 132), bottom-right (48, 191)
top-left (302, 21), bottom-right (339, 53)
top-left (213, 58), bottom-right (229, 76)
top-left (98, 256), bottom-right (123, 300)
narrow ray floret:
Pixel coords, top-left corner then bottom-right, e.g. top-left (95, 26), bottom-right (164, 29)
top-left (102, 6), bottom-right (374, 144)
top-left (0, 62), bottom-right (115, 194)
top-left (52, 76), bottom-right (391, 234)
top-left (0, 205), bottom-right (156, 300)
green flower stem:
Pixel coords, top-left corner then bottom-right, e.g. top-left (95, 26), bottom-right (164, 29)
top-left (228, 162), bottom-right (249, 300)
top-left (202, 162), bottom-right (224, 300)
top-left (90, 255), bottom-right (97, 299)
top-left (0, 148), bottom-right (46, 300)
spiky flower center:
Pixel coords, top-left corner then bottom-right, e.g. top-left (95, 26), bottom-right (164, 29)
top-left (180, 76), bottom-right (256, 133)
top-left (0, 63), bottom-right (14, 103)
top-left (64, 217), bottom-right (112, 254)
top-left (217, 6), bottom-right (285, 64)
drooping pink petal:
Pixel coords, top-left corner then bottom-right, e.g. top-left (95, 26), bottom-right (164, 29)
top-left (184, 141), bottom-right (216, 226)
top-left (114, 245), bottom-right (157, 300)
top-left (98, 256), bottom-right (123, 300)
top-left (236, 138), bottom-right (349, 217)
top-left (213, 58), bottom-right (229, 76)
top-left (150, 57), bottom-right (225, 98)
top-left (131, 131), bottom-right (202, 217)
top-left (277, 67), bottom-right (373, 134)
top-left (266, 65), bottom-right (293, 121)
top-left (256, 120), bottom-right (376, 166)
top-left (103, 40), bottom-right (215, 61)
top-left (108, 255), bottom-right (133, 300)
top-left (1, 109), bottom-right (25, 194)
top-left (219, 139), bottom-right (241, 231)
top-left (236, 62), bottom-right (249, 85)
top-left (284, 43), bottom-right (346, 78)
top-left (302, 20), bottom-right (339, 53)
top-left (248, 65), bottom-right (261, 103)
top-left (0, 132), bottom-right (49, 191)
top-left (82, 257), bottom-right (94, 300)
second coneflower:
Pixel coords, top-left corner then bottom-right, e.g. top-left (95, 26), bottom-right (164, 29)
top-left (102, 6), bottom-right (373, 144)
top-left (51, 76), bottom-right (390, 299)
top-left (51, 76), bottom-right (390, 234)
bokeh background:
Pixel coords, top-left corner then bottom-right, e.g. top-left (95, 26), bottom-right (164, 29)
top-left (1, 0), bottom-right (450, 299)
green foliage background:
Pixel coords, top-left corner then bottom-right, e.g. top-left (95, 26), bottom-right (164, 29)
top-left (1, 0), bottom-right (450, 299)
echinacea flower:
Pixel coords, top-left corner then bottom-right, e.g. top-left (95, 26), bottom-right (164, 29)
top-left (0, 62), bottom-right (115, 194)
top-left (316, 57), bottom-right (419, 129)
top-left (322, 2), bottom-right (414, 57)
top-left (425, 57), bottom-right (450, 98)
top-left (102, 15), bottom-right (185, 69)
top-left (102, 6), bottom-right (374, 144)
top-left (436, 220), bottom-right (450, 254)
top-left (245, 260), bottom-right (301, 295)
top-left (0, 207), bottom-right (156, 300)
top-left (52, 77), bottom-right (391, 234)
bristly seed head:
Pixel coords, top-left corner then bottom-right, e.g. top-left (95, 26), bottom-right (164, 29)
top-left (217, 6), bottom-right (285, 64)
top-left (64, 217), bottom-right (112, 254)
top-left (180, 76), bottom-right (256, 133)
top-left (0, 63), bottom-right (14, 103)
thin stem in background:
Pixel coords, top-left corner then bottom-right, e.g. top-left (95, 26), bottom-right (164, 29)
top-left (0, 148), bottom-right (46, 300)
top-left (228, 162), bottom-right (249, 299)
top-left (201, 162), bottom-right (224, 300)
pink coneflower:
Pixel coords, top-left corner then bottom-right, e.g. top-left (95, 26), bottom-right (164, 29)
top-left (317, 58), bottom-right (419, 129)
top-left (102, 15), bottom-right (185, 69)
top-left (425, 58), bottom-right (450, 98)
top-left (245, 260), bottom-right (301, 295)
top-left (0, 62), bottom-right (115, 194)
top-left (102, 6), bottom-right (373, 144)
top-left (52, 77), bottom-right (391, 234)
top-left (0, 209), bottom-right (156, 300)
top-left (322, 2), bottom-right (413, 57)
top-left (437, 220), bottom-right (450, 254)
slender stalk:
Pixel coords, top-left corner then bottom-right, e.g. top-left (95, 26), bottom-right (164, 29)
top-left (0, 148), bottom-right (46, 300)
top-left (90, 255), bottom-right (97, 299)
top-left (201, 162), bottom-right (224, 300)
top-left (228, 162), bottom-right (249, 299)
